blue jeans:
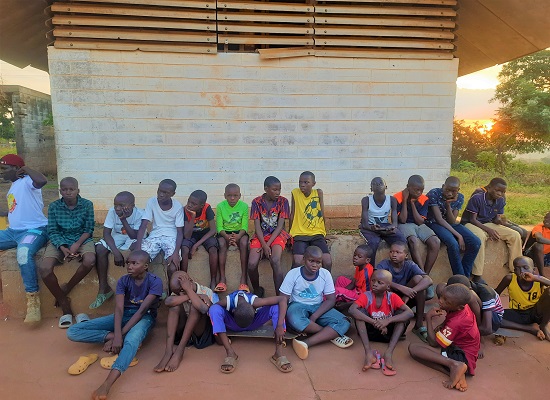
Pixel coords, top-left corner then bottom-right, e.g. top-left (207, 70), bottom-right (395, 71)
top-left (67, 309), bottom-right (155, 373)
top-left (426, 222), bottom-right (481, 277)
top-left (0, 226), bottom-right (47, 292)
top-left (286, 302), bottom-right (350, 336)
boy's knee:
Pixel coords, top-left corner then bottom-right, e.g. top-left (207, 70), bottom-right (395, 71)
top-left (427, 236), bottom-right (440, 248)
top-left (218, 237), bottom-right (227, 249)
top-left (407, 236), bottom-right (419, 246)
top-left (208, 246), bottom-right (218, 255)
top-left (95, 244), bottom-right (109, 256)
top-left (38, 260), bottom-right (55, 277)
top-left (16, 246), bottom-right (31, 266)
top-left (534, 242), bottom-right (544, 254)
top-left (238, 236), bottom-right (249, 248)
top-left (81, 253), bottom-right (96, 268)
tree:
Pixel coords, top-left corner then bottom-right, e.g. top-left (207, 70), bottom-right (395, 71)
top-left (451, 120), bottom-right (487, 166)
top-left (0, 89), bottom-right (15, 141)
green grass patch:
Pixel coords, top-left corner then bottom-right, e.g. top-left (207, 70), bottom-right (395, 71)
top-left (0, 143), bottom-right (16, 158)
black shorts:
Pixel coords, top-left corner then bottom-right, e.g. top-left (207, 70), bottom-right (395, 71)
top-left (292, 234), bottom-right (329, 254)
top-left (175, 320), bottom-right (215, 349)
top-left (364, 320), bottom-right (410, 343)
top-left (182, 232), bottom-right (219, 251)
top-left (442, 344), bottom-right (472, 375)
top-left (503, 307), bottom-right (542, 325)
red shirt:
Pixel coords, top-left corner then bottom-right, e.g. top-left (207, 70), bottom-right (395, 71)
top-left (353, 263), bottom-right (374, 292)
top-left (435, 305), bottom-right (480, 375)
top-left (354, 291), bottom-right (404, 320)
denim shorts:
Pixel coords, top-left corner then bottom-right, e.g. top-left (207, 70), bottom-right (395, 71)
top-left (286, 302), bottom-right (350, 336)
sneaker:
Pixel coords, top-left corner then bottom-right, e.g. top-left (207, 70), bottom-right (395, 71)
top-left (24, 292), bottom-right (41, 323)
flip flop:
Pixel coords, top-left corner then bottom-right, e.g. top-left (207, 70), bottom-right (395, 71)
top-left (220, 356), bottom-right (238, 374)
top-left (100, 355), bottom-right (139, 370)
top-left (292, 338), bottom-right (309, 360)
top-left (59, 314), bottom-right (73, 329)
top-left (75, 313), bottom-right (90, 324)
top-left (331, 335), bottom-right (354, 349)
top-left (214, 282), bottom-right (227, 292)
top-left (89, 292), bottom-right (114, 309)
top-left (370, 350), bottom-right (381, 369)
top-left (381, 358), bottom-right (397, 376)
top-left (270, 355), bottom-right (293, 373)
top-left (68, 354), bottom-right (98, 375)
top-left (238, 284), bottom-right (250, 293)
top-left (412, 326), bottom-right (428, 343)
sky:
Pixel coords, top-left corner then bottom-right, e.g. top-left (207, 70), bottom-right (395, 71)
top-left (0, 59), bottom-right (501, 124)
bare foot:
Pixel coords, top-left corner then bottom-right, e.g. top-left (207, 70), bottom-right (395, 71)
top-left (536, 329), bottom-right (546, 341)
top-left (542, 326), bottom-right (550, 342)
top-left (443, 362), bottom-right (468, 392)
top-left (383, 351), bottom-right (395, 370)
top-left (91, 386), bottom-right (108, 400)
top-left (153, 350), bottom-right (174, 373)
top-left (454, 374), bottom-right (468, 392)
top-left (362, 350), bottom-right (377, 371)
top-left (54, 284), bottom-right (69, 307)
top-left (165, 348), bottom-right (185, 372)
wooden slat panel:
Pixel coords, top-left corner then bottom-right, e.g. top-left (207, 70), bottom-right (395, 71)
top-left (315, 16), bottom-right (455, 28)
top-left (219, 34), bottom-right (313, 45)
top-left (317, 0), bottom-right (456, 4)
top-left (54, 38), bottom-right (217, 53)
top-left (314, 48), bottom-right (453, 59)
top-left (66, 0), bottom-right (216, 9)
top-left (315, 37), bottom-right (454, 49)
top-left (219, 1), bottom-right (312, 13)
top-left (52, 3), bottom-right (215, 20)
top-left (219, 23), bottom-right (312, 34)
top-left (258, 47), bottom-right (314, 58)
top-left (315, 26), bottom-right (454, 39)
top-left (219, 12), bottom-right (313, 23)
top-left (53, 27), bottom-right (216, 43)
top-left (316, 5), bottom-right (456, 17)
top-left (52, 15), bottom-right (215, 31)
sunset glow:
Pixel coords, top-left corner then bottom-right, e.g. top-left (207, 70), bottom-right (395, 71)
top-left (457, 65), bottom-right (502, 90)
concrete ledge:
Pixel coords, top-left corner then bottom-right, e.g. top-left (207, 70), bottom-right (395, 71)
top-left (0, 235), bottom-right (511, 318)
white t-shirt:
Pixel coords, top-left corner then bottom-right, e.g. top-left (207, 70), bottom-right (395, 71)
top-left (142, 197), bottom-right (184, 239)
top-left (279, 267), bottom-right (335, 306)
top-left (103, 206), bottom-right (144, 248)
top-left (7, 175), bottom-right (48, 230)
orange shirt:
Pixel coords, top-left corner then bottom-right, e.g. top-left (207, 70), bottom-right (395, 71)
top-left (354, 263), bottom-right (374, 292)
top-left (531, 223), bottom-right (550, 254)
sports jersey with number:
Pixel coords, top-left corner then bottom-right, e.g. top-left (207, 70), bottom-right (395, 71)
top-left (508, 274), bottom-right (543, 310)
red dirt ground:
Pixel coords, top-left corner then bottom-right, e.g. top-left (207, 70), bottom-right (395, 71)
top-left (1, 302), bottom-right (549, 400)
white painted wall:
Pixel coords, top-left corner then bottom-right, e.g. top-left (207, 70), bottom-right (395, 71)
top-left (48, 48), bottom-right (458, 215)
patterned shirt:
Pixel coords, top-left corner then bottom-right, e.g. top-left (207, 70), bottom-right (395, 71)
top-left (250, 194), bottom-right (290, 239)
top-left (47, 195), bottom-right (95, 248)
top-left (426, 188), bottom-right (464, 224)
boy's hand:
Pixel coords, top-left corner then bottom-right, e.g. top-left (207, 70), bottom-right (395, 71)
top-left (179, 274), bottom-right (194, 292)
top-left (111, 336), bottom-right (123, 354)
top-left (445, 194), bottom-right (458, 203)
top-left (190, 244), bottom-right (199, 256)
top-left (274, 325), bottom-right (285, 345)
top-left (69, 243), bottom-right (80, 255)
top-left (113, 250), bottom-right (124, 267)
top-left (16, 166), bottom-right (28, 178)
top-left (402, 188), bottom-right (409, 201)
top-left (457, 235), bottom-right (465, 251)
top-left (260, 243), bottom-right (271, 257)
top-left (373, 318), bottom-right (390, 331)
top-left (166, 253), bottom-right (180, 270)
top-left (521, 272), bottom-right (537, 282)
top-left (486, 228), bottom-right (500, 241)
top-left (61, 246), bottom-right (74, 261)
top-left (116, 206), bottom-right (133, 219)
top-left (185, 206), bottom-right (196, 217)
top-left (427, 308), bottom-right (445, 319)
top-left (400, 287), bottom-right (417, 299)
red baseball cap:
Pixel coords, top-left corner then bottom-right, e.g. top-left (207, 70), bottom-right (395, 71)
top-left (0, 154), bottom-right (25, 168)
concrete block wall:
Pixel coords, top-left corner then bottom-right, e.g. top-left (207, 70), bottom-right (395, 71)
top-left (48, 49), bottom-right (458, 222)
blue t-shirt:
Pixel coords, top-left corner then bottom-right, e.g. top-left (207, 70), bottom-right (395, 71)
top-left (116, 272), bottom-right (163, 318)
top-left (376, 259), bottom-right (426, 286)
top-left (225, 290), bottom-right (258, 312)
top-left (461, 192), bottom-right (505, 224)
top-left (426, 188), bottom-right (464, 224)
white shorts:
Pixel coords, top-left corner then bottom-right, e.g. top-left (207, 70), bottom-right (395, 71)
top-left (141, 235), bottom-right (176, 260)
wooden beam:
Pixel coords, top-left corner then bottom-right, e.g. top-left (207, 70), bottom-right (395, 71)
top-left (218, 1), bottom-right (312, 13)
top-left (258, 47), bottom-right (314, 58)
top-left (315, 5), bottom-right (456, 17)
top-left (219, 23), bottom-right (312, 35)
top-left (314, 37), bottom-right (454, 49)
top-left (314, 48), bottom-right (453, 59)
top-left (219, 35), bottom-right (313, 45)
top-left (54, 38), bottom-right (217, 53)
top-left (53, 27), bottom-right (216, 42)
top-left (315, 15), bottom-right (455, 28)
top-left (52, 15), bottom-right (215, 31)
top-left (218, 12), bottom-right (312, 23)
top-left (65, 0), bottom-right (216, 10)
top-left (315, 26), bottom-right (454, 39)
top-left (52, 3), bottom-right (215, 20)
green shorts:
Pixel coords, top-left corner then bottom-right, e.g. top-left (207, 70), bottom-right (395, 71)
top-left (43, 241), bottom-right (96, 263)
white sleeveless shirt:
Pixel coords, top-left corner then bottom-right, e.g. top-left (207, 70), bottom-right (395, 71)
top-left (367, 195), bottom-right (391, 225)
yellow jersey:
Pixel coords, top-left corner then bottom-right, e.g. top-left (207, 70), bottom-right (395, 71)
top-left (290, 188), bottom-right (326, 237)
top-left (508, 274), bottom-right (543, 310)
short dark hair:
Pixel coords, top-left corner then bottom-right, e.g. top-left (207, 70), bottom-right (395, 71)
top-left (115, 191), bottom-right (135, 204)
top-left (356, 244), bottom-right (374, 259)
top-left (225, 183), bottom-right (240, 192)
top-left (234, 302), bottom-right (255, 328)
top-left (60, 176), bottom-right (79, 187)
top-left (444, 176), bottom-right (460, 186)
top-left (444, 284), bottom-right (471, 307)
top-left (190, 190), bottom-right (207, 204)
top-left (304, 245), bottom-right (323, 259)
top-left (264, 176), bottom-right (280, 188)
top-left (407, 175), bottom-right (424, 187)
top-left (128, 249), bottom-right (150, 264)
top-left (160, 179), bottom-right (177, 191)
top-left (391, 241), bottom-right (409, 253)
top-left (446, 274), bottom-right (471, 289)
top-left (300, 171), bottom-right (315, 181)
top-left (488, 177), bottom-right (507, 187)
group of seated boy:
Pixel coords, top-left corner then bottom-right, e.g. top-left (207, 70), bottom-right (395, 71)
top-left (1, 154), bottom-right (549, 400)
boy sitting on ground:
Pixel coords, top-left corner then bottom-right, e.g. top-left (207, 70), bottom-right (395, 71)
top-left (460, 177), bottom-right (522, 283)
top-left (216, 184), bottom-right (250, 292)
top-left (136, 179), bottom-right (184, 281)
top-left (495, 256), bottom-right (550, 341)
top-left (349, 269), bottom-right (414, 375)
top-left (154, 271), bottom-right (218, 373)
top-left (289, 171), bottom-right (331, 270)
top-left (39, 177), bottom-right (96, 328)
top-left (394, 175), bottom-right (440, 292)
top-left (91, 191), bottom-right (143, 309)
top-left (334, 244), bottom-right (374, 304)
top-left (359, 177), bottom-right (405, 265)
top-left (67, 250), bottom-right (162, 400)
top-left (281, 246), bottom-right (353, 360)
top-left (200, 288), bottom-right (291, 373)
top-left (376, 241), bottom-right (432, 343)
top-left (248, 176), bottom-right (291, 296)
top-left (181, 190), bottom-right (219, 291)
top-left (525, 212), bottom-right (550, 275)
top-left (409, 284), bottom-right (480, 392)
top-left (0, 154), bottom-right (48, 323)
